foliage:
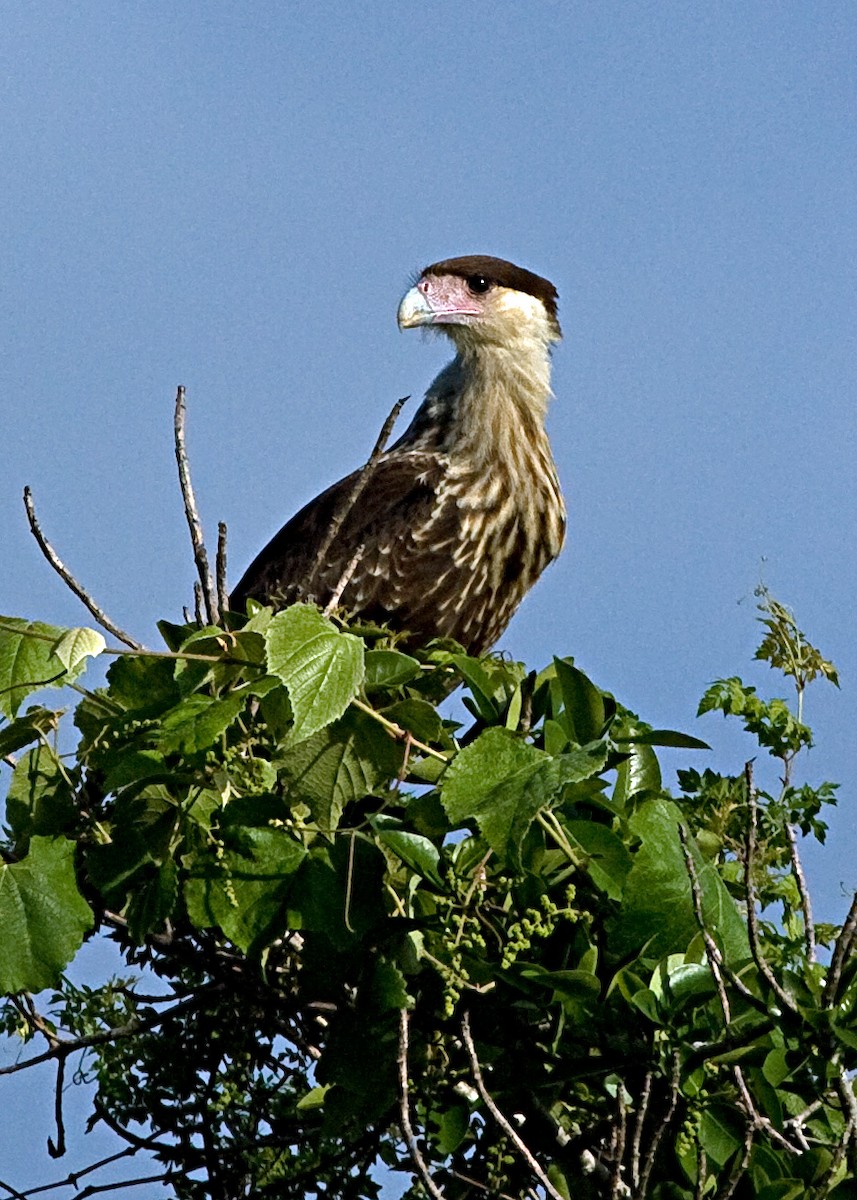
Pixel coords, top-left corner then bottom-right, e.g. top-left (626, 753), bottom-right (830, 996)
top-left (0, 590), bottom-right (853, 1200)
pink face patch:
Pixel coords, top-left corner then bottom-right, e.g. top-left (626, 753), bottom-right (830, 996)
top-left (418, 273), bottom-right (484, 324)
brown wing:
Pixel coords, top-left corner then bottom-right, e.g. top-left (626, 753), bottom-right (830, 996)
top-left (230, 449), bottom-right (447, 624)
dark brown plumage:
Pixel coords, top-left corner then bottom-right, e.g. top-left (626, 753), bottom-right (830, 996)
top-left (231, 255), bottom-right (566, 654)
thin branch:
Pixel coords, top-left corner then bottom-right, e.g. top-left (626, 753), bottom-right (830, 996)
top-left (0, 987), bottom-right (219, 1077)
top-left (21, 1148), bottom-right (140, 1198)
top-left (610, 1086), bottom-right (627, 1199)
top-left (47, 1054), bottom-right (66, 1158)
top-left (743, 763), bottom-right (800, 1015)
top-left (397, 1009), bottom-right (445, 1200)
top-left (630, 1072), bottom-right (651, 1189)
top-left (174, 385), bottom-right (218, 626)
top-left (785, 822), bottom-right (816, 964)
top-left (638, 1053), bottom-right (680, 1199)
top-left (305, 396), bottom-right (407, 599)
top-left (323, 543), bottom-right (365, 616)
top-left (22, 487), bottom-right (142, 650)
top-left (460, 1011), bottom-right (565, 1200)
top-left (678, 823), bottom-right (731, 1022)
top-left (822, 889), bottom-right (857, 1009)
top-left (216, 521), bottom-right (228, 618)
top-left (75, 1172), bottom-right (175, 1198)
top-left (0, 1178), bottom-right (28, 1200)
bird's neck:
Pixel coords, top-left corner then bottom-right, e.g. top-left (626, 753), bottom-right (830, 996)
top-left (435, 334), bottom-right (555, 467)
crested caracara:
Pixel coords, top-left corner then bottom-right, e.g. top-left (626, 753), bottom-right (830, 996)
top-left (231, 255), bottom-right (566, 654)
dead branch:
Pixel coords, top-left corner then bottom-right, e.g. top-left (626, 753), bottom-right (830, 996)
top-left (305, 396), bottom-right (407, 599)
top-left (174, 386), bottom-right (219, 626)
top-left (785, 822), bottom-right (816, 963)
top-left (609, 1086), bottom-right (628, 1198)
top-left (678, 823), bottom-right (732, 1023)
top-left (22, 487), bottom-right (142, 650)
top-left (630, 1072), bottom-right (651, 1190)
top-left (742, 763), bottom-right (800, 1015)
top-left (323, 543), bottom-right (365, 616)
top-left (460, 1010), bottom-right (566, 1200)
top-left (46, 1056), bottom-right (66, 1159)
top-left (216, 521), bottom-right (228, 617)
top-left (397, 1008), bottom-right (445, 1200)
top-left (822, 889), bottom-right (857, 1009)
top-left (638, 1054), bottom-right (681, 1198)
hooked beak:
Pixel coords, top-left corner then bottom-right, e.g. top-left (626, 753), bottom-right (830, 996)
top-left (397, 285), bottom-right (435, 330)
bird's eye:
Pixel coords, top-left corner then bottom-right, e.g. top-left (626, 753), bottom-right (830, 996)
top-left (466, 274), bottom-right (492, 294)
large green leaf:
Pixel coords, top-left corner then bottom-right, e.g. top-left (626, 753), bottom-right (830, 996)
top-left (608, 797), bottom-right (749, 962)
top-left (184, 826), bottom-right (306, 952)
top-left (265, 605), bottom-right (364, 744)
top-left (0, 617), bottom-right (97, 718)
top-left (4, 743), bottom-right (77, 844)
top-left (564, 819), bottom-right (633, 900)
top-left (278, 707), bottom-right (403, 833)
top-left (156, 693), bottom-right (245, 755)
top-left (0, 836), bottom-right (92, 992)
top-left (442, 728), bottom-right (608, 869)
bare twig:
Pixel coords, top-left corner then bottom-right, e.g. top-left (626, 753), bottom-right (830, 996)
top-left (174, 386), bottom-right (219, 626)
top-left (193, 581), bottom-right (204, 627)
top-left (397, 1009), bottom-right (445, 1200)
top-left (678, 823), bottom-right (731, 1022)
top-left (610, 1086), bottom-right (628, 1198)
top-left (323, 543), bottom-right (365, 616)
top-left (47, 1055), bottom-right (66, 1158)
top-left (305, 396), bottom-right (407, 599)
top-left (460, 1010), bottom-right (565, 1200)
top-left (0, 988), bottom-right (219, 1078)
top-left (22, 487), bottom-right (142, 650)
top-left (630, 1072), bottom-right (651, 1189)
top-left (743, 763), bottom-right (799, 1015)
top-left (823, 890), bottom-right (857, 1009)
top-left (0, 1177), bottom-right (28, 1199)
top-left (785, 822), bottom-right (816, 964)
top-left (693, 1147), bottom-right (707, 1200)
top-left (216, 521), bottom-right (228, 617)
top-left (638, 1054), bottom-right (681, 1199)
top-left (20, 1148), bottom-right (139, 1198)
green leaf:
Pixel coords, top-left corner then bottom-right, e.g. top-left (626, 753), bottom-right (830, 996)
top-left (363, 649), bottom-right (421, 691)
top-left (0, 617), bottom-right (89, 718)
top-left (51, 626), bottom-right (106, 671)
top-left (382, 698), bottom-right (445, 744)
top-left (126, 860), bottom-right (179, 942)
top-left (370, 815), bottom-right (444, 888)
top-left (156, 694), bottom-right (245, 755)
top-left (0, 836), bottom-right (92, 992)
top-left (698, 1104), bottom-right (743, 1167)
top-left (614, 728), bottom-right (709, 750)
top-left (184, 826), bottom-right (306, 952)
top-left (278, 707), bottom-right (403, 833)
top-left (608, 798), bottom-right (749, 962)
top-left (106, 654), bottom-right (182, 713)
top-left (5, 744), bottom-right (77, 844)
top-left (265, 605), bottom-right (364, 744)
top-left (442, 729), bottom-right (607, 870)
top-left (613, 742), bottom-right (661, 806)
top-left (553, 656), bottom-right (607, 744)
top-left (517, 964), bottom-right (601, 1000)
top-left (0, 706), bottom-right (61, 760)
top-left (565, 820), bottom-right (632, 900)
top-left (296, 1085), bottom-right (331, 1112)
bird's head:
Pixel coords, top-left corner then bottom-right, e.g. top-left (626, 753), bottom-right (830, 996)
top-left (397, 255), bottom-right (561, 351)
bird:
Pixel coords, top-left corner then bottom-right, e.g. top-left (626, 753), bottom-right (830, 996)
top-left (231, 255), bottom-right (566, 655)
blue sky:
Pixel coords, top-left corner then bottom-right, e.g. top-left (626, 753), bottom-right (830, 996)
top-left (1, 4), bottom-right (855, 1194)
